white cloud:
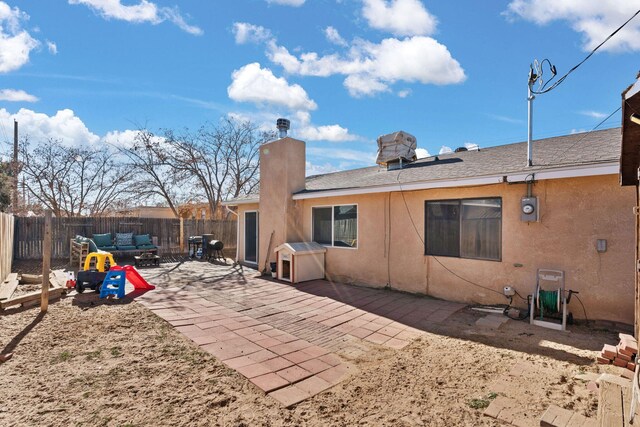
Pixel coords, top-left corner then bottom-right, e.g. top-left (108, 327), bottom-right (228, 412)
top-left (362, 0), bottom-right (437, 36)
top-left (464, 142), bottom-right (479, 151)
top-left (0, 108), bottom-right (100, 146)
top-left (0, 2), bottom-right (40, 73)
top-left (0, 89), bottom-right (38, 102)
top-left (439, 145), bottom-right (453, 154)
top-left (102, 129), bottom-right (165, 149)
top-left (46, 40), bottom-right (57, 54)
top-left (306, 161), bottom-right (340, 176)
top-left (324, 26), bottom-right (348, 47)
top-left (267, 0), bottom-right (306, 6)
top-left (505, 0), bottom-right (640, 51)
top-left (415, 147), bottom-right (430, 158)
top-left (580, 110), bottom-right (607, 119)
top-left (69, 0), bottom-right (203, 35)
top-left (233, 22), bottom-right (272, 45)
top-left (292, 111), bottom-right (360, 142)
top-left (227, 62), bottom-right (317, 111)
top-left (397, 89), bottom-right (411, 98)
top-left (267, 36), bottom-right (466, 97)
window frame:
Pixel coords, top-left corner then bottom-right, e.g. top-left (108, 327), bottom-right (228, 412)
top-left (311, 203), bottom-right (358, 250)
top-left (424, 197), bottom-right (502, 262)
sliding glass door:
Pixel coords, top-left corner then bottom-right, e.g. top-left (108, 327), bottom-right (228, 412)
top-left (244, 211), bottom-right (258, 264)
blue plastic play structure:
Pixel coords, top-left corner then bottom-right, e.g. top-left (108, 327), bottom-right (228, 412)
top-left (99, 270), bottom-right (127, 299)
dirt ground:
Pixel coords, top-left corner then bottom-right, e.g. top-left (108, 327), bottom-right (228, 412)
top-left (0, 276), bottom-right (626, 426)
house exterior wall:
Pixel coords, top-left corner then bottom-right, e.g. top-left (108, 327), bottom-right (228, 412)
top-left (296, 174), bottom-right (635, 324)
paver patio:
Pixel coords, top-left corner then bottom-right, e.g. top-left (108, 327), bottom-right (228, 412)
top-left (135, 261), bottom-right (465, 406)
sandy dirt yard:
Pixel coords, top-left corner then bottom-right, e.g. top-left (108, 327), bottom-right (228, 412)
top-left (0, 273), bottom-right (626, 427)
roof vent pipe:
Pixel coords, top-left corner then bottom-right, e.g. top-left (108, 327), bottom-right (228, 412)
top-left (277, 118), bottom-right (290, 139)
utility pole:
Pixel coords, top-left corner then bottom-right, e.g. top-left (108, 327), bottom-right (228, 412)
top-left (527, 79), bottom-right (534, 167)
top-left (12, 120), bottom-right (18, 212)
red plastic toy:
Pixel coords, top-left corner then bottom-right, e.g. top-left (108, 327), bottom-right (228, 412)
top-left (109, 265), bottom-right (155, 290)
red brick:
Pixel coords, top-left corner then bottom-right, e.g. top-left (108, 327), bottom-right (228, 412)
top-left (268, 385), bottom-right (310, 407)
top-left (597, 356), bottom-right (611, 365)
top-left (618, 345), bottom-right (635, 358)
top-left (250, 373), bottom-right (290, 392)
top-left (613, 357), bottom-right (627, 367)
top-left (628, 362), bottom-right (636, 371)
top-left (385, 338), bottom-right (410, 349)
top-left (223, 355), bottom-right (255, 369)
top-left (294, 375), bottom-right (332, 396)
top-left (277, 365), bottom-right (313, 383)
top-left (365, 332), bottom-right (391, 345)
top-left (300, 345), bottom-right (330, 358)
top-left (617, 351), bottom-right (632, 362)
top-left (283, 350), bottom-right (315, 364)
top-left (298, 358), bottom-right (332, 375)
top-left (318, 353), bottom-right (342, 367)
top-left (602, 344), bottom-right (617, 360)
top-left (262, 356), bottom-right (295, 372)
top-left (236, 363), bottom-right (272, 379)
top-left (316, 364), bottom-right (349, 384)
top-left (247, 349), bottom-right (277, 363)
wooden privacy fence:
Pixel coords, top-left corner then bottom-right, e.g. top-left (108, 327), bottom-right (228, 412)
top-left (0, 212), bottom-right (14, 282)
top-left (13, 216), bottom-right (237, 260)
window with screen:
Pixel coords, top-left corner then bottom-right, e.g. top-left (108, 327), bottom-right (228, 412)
top-left (312, 204), bottom-right (357, 248)
top-left (425, 198), bottom-right (501, 261)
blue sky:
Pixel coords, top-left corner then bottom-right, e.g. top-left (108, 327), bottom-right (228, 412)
top-left (1, 0), bottom-right (639, 175)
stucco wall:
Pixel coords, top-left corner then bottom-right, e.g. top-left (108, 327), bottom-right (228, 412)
top-left (295, 175), bottom-right (635, 324)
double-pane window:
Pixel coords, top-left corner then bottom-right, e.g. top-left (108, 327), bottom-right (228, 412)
top-left (312, 205), bottom-right (357, 248)
top-left (425, 198), bottom-right (501, 261)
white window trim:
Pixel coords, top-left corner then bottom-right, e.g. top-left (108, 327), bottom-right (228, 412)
top-left (311, 204), bottom-right (358, 250)
top-left (244, 210), bottom-right (259, 265)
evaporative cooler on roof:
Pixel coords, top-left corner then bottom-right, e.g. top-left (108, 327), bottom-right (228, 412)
top-left (376, 131), bottom-right (417, 166)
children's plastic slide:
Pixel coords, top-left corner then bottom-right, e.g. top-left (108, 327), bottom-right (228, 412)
top-left (109, 265), bottom-right (155, 290)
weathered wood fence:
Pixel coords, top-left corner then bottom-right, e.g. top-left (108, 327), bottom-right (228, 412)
top-left (13, 216), bottom-right (237, 260)
top-left (0, 212), bottom-right (14, 282)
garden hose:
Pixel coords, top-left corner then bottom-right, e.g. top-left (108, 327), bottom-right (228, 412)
top-left (536, 288), bottom-right (561, 319)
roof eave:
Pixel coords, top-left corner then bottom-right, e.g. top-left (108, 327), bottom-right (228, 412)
top-left (292, 162), bottom-right (619, 200)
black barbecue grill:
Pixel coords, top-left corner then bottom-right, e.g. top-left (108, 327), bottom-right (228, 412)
top-left (188, 234), bottom-right (225, 261)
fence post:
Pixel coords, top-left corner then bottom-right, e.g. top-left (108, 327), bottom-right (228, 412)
top-left (41, 210), bottom-right (51, 313)
top-left (180, 217), bottom-right (184, 254)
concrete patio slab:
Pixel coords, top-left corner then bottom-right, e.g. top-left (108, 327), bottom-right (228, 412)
top-left (135, 261), bottom-right (465, 406)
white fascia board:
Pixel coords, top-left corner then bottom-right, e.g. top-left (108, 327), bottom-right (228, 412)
top-left (506, 163), bottom-right (619, 182)
top-left (221, 198), bottom-right (259, 206)
top-left (292, 175), bottom-right (505, 200)
top-left (292, 162), bottom-right (619, 200)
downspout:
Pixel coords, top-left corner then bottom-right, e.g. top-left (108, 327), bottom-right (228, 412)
top-left (225, 205), bottom-right (239, 263)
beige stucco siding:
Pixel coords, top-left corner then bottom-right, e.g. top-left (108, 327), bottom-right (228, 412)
top-left (297, 174), bottom-right (635, 324)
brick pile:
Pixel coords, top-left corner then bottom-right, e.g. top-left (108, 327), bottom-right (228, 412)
top-left (598, 333), bottom-right (637, 373)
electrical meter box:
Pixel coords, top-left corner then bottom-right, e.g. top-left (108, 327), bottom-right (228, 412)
top-left (521, 196), bottom-right (539, 222)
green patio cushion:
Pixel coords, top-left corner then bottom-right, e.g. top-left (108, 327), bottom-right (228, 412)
top-left (92, 233), bottom-right (112, 247)
top-left (136, 244), bottom-right (157, 250)
top-left (134, 234), bottom-right (152, 246)
top-left (116, 245), bottom-right (137, 251)
top-left (97, 245), bottom-right (117, 252)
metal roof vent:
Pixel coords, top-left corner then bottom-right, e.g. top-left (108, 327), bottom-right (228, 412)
top-left (376, 131), bottom-right (417, 169)
top-left (277, 118), bottom-right (290, 139)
